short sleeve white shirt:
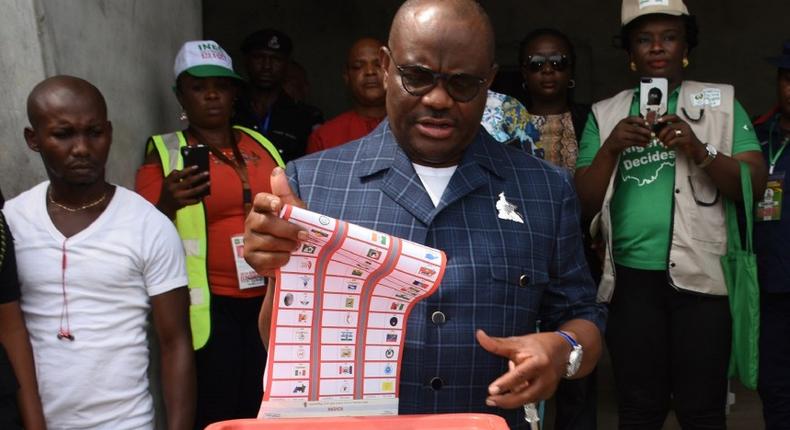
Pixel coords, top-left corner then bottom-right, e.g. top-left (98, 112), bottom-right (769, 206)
top-left (3, 183), bottom-right (188, 430)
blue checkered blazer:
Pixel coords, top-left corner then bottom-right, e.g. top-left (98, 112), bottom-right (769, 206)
top-left (287, 120), bottom-right (606, 428)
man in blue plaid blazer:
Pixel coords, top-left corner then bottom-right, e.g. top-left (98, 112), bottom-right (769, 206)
top-left (245, 0), bottom-right (605, 427)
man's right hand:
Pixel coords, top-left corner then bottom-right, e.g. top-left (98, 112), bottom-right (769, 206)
top-left (157, 166), bottom-right (210, 218)
top-left (244, 167), bottom-right (308, 277)
top-left (602, 115), bottom-right (652, 157)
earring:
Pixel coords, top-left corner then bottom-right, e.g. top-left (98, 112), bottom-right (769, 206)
top-left (682, 57), bottom-right (689, 68)
top-left (567, 79), bottom-right (576, 89)
top-left (521, 82), bottom-right (528, 92)
top-left (629, 61), bottom-right (637, 72)
top-left (178, 111), bottom-right (188, 121)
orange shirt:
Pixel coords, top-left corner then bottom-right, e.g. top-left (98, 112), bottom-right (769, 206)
top-left (136, 132), bottom-right (278, 298)
top-left (306, 110), bottom-right (383, 154)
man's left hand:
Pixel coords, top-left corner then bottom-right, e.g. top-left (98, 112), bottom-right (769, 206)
top-left (476, 329), bottom-right (571, 409)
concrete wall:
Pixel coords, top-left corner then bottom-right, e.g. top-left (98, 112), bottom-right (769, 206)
top-left (0, 1), bottom-right (51, 199)
top-left (204, 0), bottom-right (789, 121)
top-left (0, 0), bottom-right (202, 199)
top-left (0, 2), bottom-right (201, 428)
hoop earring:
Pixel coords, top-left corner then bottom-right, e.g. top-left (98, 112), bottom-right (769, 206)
top-left (629, 61), bottom-right (637, 72)
top-left (567, 79), bottom-right (576, 89)
top-left (179, 111), bottom-right (188, 121)
top-left (682, 57), bottom-right (689, 68)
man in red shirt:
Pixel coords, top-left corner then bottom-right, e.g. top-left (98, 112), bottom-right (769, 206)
top-left (306, 37), bottom-right (386, 153)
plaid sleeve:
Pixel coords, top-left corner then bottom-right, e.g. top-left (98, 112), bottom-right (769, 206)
top-left (285, 161), bottom-right (302, 200)
top-left (538, 170), bottom-right (607, 333)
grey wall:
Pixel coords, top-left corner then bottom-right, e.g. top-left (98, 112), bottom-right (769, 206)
top-left (0, 1), bottom-right (51, 199)
top-left (0, 1), bottom-right (202, 427)
top-left (204, 0), bottom-right (789, 121)
top-left (0, 0), bottom-right (202, 199)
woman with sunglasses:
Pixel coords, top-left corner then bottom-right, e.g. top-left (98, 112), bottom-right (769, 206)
top-left (518, 28), bottom-right (590, 173)
top-left (135, 41), bottom-right (284, 428)
top-left (518, 28), bottom-right (599, 430)
top-left (574, 1), bottom-right (766, 428)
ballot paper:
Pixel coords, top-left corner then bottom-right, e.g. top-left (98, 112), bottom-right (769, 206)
top-left (258, 205), bottom-right (447, 418)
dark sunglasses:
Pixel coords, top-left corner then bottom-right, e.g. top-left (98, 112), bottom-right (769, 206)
top-left (524, 54), bottom-right (570, 73)
top-left (384, 47), bottom-right (490, 103)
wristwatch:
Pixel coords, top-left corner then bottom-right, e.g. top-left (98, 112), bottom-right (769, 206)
top-left (696, 142), bottom-right (718, 168)
top-left (556, 331), bottom-right (583, 378)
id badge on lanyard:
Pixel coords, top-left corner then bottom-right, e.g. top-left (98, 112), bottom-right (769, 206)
top-left (759, 123), bottom-right (789, 222)
top-left (231, 235), bottom-right (267, 289)
top-left (757, 172), bottom-right (784, 222)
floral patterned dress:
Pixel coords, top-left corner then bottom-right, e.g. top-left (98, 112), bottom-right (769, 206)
top-left (482, 90), bottom-right (579, 172)
top-left (529, 112), bottom-right (579, 172)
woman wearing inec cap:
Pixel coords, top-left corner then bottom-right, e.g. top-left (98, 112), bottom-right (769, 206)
top-left (752, 40), bottom-right (790, 430)
top-left (135, 40), bottom-right (284, 428)
top-left (574, 0), bottom-right (766, 428)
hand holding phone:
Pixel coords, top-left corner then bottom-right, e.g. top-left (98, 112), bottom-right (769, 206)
top-left (180, 144), bottom-right (211, 198)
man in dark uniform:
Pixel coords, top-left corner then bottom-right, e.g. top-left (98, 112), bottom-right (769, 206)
top-left (754, 40), bottom-right (790, 430)
top-left (234, 29), bottom-right (323, 163)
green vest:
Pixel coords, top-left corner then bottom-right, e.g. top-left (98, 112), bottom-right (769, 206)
top-left (147, 126), bottom-right (284, 349)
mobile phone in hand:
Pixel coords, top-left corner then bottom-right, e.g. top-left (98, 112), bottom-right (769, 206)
top-left (639, 77), bottom-right (668, 117)
top-left (180, 144), bottom-right (211, 197)
top-left (640, 77), bottom-right (669, 135)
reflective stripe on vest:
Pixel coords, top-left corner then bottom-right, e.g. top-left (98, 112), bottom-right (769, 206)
top-left (148, 126), bottom-right (284, 349)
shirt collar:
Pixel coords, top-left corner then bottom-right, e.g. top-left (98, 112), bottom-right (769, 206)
top-left (357, 119), bottom-right (506, 181)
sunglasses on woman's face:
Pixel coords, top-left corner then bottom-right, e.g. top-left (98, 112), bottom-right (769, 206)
top-left (525, 54), bottom-right (570, 73)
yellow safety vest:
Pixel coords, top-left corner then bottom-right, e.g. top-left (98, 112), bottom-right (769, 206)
top-left (147, 126), bottom-right (284, 349)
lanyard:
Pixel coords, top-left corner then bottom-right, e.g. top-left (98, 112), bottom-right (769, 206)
top-left (259, 112), bottom-right (272, 134)
top-left (188, 128), bottom-right (253, 214)
top-left (768, 118), bottom-right (790, 175)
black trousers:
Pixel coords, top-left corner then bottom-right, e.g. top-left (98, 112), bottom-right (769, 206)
top-left (606, 265), bottom-right (731, 430)
top-left (553, 370), bottom-right (598, 430)
top-left (0, 345), bottom-right (21, 430)
top-left (759, 292), bottom-right (790, 430)
top-left (194, 294), bottom-right (266, 430)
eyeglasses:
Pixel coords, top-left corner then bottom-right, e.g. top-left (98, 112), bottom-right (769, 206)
top-left (524, 54), bottom-right (570, 73)
top-left (383, 47), bottom-right (489, 103)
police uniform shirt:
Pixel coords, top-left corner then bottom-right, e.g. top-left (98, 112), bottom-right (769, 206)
top-left (234, 92), bottom-right (323, 163)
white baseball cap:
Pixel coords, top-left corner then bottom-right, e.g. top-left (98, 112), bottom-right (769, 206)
top-left (173, 40), bottom-right (243, 81)
top-left (621, 0), bottom-right (689, 27)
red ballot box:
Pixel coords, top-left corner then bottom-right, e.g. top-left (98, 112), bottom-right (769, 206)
top-left (204, 413), bottom-right (509, 430)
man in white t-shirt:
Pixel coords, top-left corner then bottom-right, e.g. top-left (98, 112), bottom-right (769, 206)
top-left (3, 75), bottom-right (195, 430)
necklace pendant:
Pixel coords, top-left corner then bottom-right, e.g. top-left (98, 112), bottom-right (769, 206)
top-left (57, 330), bottom-right (75, 341)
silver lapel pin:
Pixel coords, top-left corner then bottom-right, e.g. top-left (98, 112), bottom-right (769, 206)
top-left (496, 192), bottom-right (524, 224)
